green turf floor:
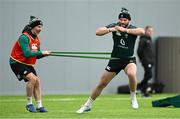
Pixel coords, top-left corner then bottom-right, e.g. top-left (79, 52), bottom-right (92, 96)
top-left (0, 94), bottom-right (179, 119)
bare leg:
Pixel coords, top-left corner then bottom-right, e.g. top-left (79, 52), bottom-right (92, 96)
top-left (90, 70), bottom-right (116, 100)
top-left (33, 78), bottom-right (43, 108)
top-left (32, 76), bottom-right (47, 112)
top-left (124, 63), bottom-right (137, 92)
top-left (25, 73), bottom-right (47, 112)
top-left (33, 78), bottom-right (41, 101)
top-left (76, 70), bottom-right (116, 113)
top-left (124, 63), bottom-right (139, 109)
top-left (24, 73), bottom-right (38, 112)
top-left (25, 73), bottom-right (37, 102)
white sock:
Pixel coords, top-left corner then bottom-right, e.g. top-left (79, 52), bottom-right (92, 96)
top-left (84, 97), bottom-right (94, 107)
top-left (130, 91), bottom-right (137, 100)
top-left (27, 97), bottom-right (33, 105)
top-left (37, 100), bottom-right (43, 108)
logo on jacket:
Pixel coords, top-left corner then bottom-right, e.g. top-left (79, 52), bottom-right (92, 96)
top-left (32, 44), bottom-right (38, 50)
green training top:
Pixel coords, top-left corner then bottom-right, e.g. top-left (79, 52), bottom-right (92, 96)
top-left (106, 23), bottom-right (137, 58)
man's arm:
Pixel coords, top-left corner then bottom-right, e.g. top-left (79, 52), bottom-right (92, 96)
top-left (115, 26), bottom-right (145, 36)
top-left (19, 35), bottom-right (43, 58)
top-left (96, 27), bottom-right (118, 36)
top-left (36, 47), bottom-right (45, 59)
top-left (96, 22), bottom-right (145, 36)
top-left (19, 35), bottom-right (51, 57)
top-left (96, 23), bottom-right (118, 36)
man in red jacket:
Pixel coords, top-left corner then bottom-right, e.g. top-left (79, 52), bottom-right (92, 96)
top-left (10, 16), bottom-right (51, 112)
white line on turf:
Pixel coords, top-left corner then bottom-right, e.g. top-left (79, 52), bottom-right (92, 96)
top-left (0, 97), bottom-right (152, 102)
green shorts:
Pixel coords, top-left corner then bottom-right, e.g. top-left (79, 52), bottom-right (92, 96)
top-left (105, 57), bottom-right (136, 74)
top-left (10, 62), bottom-right (37, 82)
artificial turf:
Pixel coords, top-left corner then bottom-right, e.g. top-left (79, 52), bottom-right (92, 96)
top-left (0, 94), bottom-right (179, 119)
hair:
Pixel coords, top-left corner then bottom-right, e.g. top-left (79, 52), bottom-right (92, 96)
top-left (22, 24), bottom-right (31, 33)
top-left (145, 25), bottom-right (152, 30)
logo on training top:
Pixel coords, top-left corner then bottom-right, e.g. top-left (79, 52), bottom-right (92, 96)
top-left (116, 31), bottom-right (128, 49)
top-left (116, 32), bottom-right (121, 36)
top-left (120, 39), bottom-right (125, 46)
top-left (118, 38), bottom-right (128, 49)
top-left (32, 44), bottom-right (38, 51)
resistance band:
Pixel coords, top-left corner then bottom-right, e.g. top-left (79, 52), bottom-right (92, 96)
top-left (50, 52), bottom-right (118, 60)
top-left (51, 51), bottom-right (111, 55)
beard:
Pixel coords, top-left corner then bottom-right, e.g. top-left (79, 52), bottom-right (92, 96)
top-left (120, 23), bottom-right (129, 28)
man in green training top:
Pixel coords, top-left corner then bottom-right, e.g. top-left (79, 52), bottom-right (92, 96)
top-left (10, 16), bottom-right (51, 112)
top-left (76, 8), bottom-right (145, 113)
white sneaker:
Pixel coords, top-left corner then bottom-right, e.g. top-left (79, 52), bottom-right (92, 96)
top-left (131, 99), bottom-right (139, 109)
top-left (76, 105), bottom-right (91, 114)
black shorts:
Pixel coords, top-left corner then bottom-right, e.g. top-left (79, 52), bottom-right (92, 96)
top-left (10, 62), bottom-right (37, 82)
top-left (105, 57), bottom-right (136, 74)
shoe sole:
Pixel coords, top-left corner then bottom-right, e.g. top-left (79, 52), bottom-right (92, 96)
top-left (76, 109), bottom-right (91, 114)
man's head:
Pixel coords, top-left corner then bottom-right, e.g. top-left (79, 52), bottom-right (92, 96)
top-left (118, 8), bottom-right (131, 28)
top-left (29, 16), bottom-right (43, 35)
top-left (145, 25), bottom-right (153, 37)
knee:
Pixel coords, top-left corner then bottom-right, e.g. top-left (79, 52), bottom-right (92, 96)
top-left (28, 77), bottom-right (37, 85)
top-left (126, 71), bottom-right (136, 79)
top-left (28, 76), bottom-right (40, 86)
top-left (34, 78), bottom-right (41, 87)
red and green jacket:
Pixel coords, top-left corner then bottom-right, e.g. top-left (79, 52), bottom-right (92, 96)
top-left (10, 32), bottom-right (43, 66)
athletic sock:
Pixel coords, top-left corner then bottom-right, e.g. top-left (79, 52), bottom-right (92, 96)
top-left (36, 100), bottom-right (43, 108)
top-left (84, 97), bottom-right (94, 107)
top-left (130, 91), bottom-right (137, 100)
top-left (27, 97), bottom-right (33, 105)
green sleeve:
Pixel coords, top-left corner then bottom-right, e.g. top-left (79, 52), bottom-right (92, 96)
top-left (18, 35), bottom-right (43, 58)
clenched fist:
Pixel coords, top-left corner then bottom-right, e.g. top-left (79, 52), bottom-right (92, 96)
top-left (42, 50), bottom-right (51, 56)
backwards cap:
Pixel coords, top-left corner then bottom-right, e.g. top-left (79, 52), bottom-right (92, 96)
top-left (29, 16), bottom-right (43, 29)
top-left (118, 7), bottom-right (131, 20)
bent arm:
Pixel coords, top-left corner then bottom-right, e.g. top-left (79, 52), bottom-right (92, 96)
top-left (96, 27), bottom-right (118, 36)
top-left (19, 35), bottom-right (43, 58)
top-left (96, 23), bottom-right (118, 36)
top-left (126, 27), bottom-right (145, 36)
top-left (115, 26), bottom-right (145, 36)
top-left (96, 27), bottom-right (109, 36)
